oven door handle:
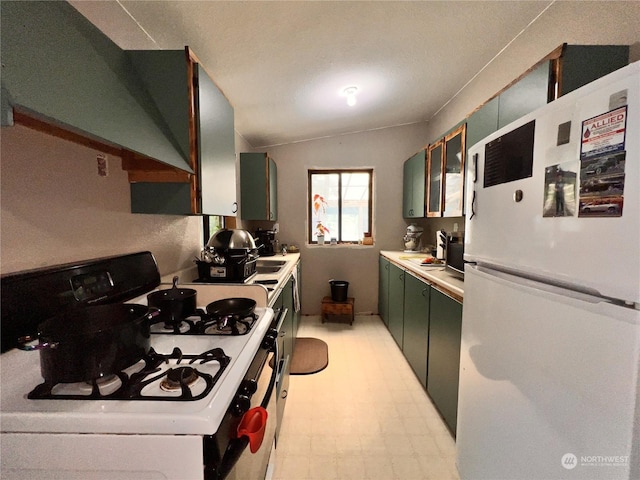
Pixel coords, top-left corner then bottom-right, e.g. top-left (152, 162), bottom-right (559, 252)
top-left (214, 329), bottom-right (278, 480)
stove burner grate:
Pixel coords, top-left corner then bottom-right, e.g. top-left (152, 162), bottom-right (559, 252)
top-left (27, 347), bottom-right (230, 401)
top-left (150, 309), bottom-right (258, 336)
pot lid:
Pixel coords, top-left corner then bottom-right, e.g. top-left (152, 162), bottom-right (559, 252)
top-left (206, 229), bottom-right (257, 250)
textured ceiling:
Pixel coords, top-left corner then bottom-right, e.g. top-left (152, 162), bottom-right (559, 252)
top-left (70, 1), bottom-right (554, 148)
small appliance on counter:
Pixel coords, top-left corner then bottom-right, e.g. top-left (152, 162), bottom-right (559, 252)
top-left (195, 229), bottom-right (258, 283)
top-left (403, 224), bottom-right (424, 252)
top-left (254, 228), bottom-right (277, 257)
top-left (445, 233), bottom-right (464, 279)
top-left (435, 229), bottom-right (446, 260)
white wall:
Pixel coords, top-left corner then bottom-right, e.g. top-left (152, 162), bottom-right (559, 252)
top-left (0, 124), bottom-right (204, 276)
top-left (265, 123), bottom-right (428, 314)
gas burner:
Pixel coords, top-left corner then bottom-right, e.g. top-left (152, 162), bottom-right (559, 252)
top-left (148, 310), bottom-right (258, 336)
top-left (150, 320), bottom-right (191, 334)
top-left (27, 347), bottom-right (231, 401)
top-left (204, 314), bottom-right (256, 335)
top-left (160, 367), bottom-right (199, 392)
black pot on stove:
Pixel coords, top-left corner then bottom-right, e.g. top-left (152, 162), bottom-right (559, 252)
top-left (17, 303), bottom-right (158, 384)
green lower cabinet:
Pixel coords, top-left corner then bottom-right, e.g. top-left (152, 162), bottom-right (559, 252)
top-left (427, 287), bottom-right (463, 435)
top-left (378, 257), bottom-right (390, 326)
top-left (402, 273), bottom-right (430, 388)
top-left (275, 274), bottom-right (297, 444)
top-left (388, 263), bottom-right (405, 348)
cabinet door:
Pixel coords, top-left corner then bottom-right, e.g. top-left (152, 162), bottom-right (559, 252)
top-left (443, 124), bottom-right (466, 217)
top-left (388, 264), bottom-right (405, 348)
top-left (559, 45), bottom-right (629, 97)
top-left (293, 263), bottom-right (301, 339)
top-left (402, 273), bottom-right (430, 388)
top-left (402, 159), bottom-right (413, 217)
top-left (466, 97), bottom-right (499, 155)
top-left (127, 50), bottom-right (236, 215)
top-left (378, 257), bottom-right (390, 326)
top-left (282, 277), bottom-right (294, 361)
top-left (197, 64), bottom-right (237, 216)
top-left (240, 152), bottom-right (277, 220)
top-left (426, 141), bottom-right (444, 217)
top-left (498, 61), bottom-right (550, 129)
top-left (427, 287), bottom-right (463, 435)
top-left (268, 158), bottom-right (278, 221)
top-left (403, 150), bottom-right (425, 218)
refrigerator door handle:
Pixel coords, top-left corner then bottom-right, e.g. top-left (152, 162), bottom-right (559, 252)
top-left (472, 153), bottom-right (478, 183)
top-left (469, 190), bottom-right (476, 220)
top-left (472, 264), bottom-right (635, 312)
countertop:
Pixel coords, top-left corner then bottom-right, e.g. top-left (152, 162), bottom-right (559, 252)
top-left (380, 250), bottom-right (464, 303)
top-left (251, 253), bottom-right (300, 307)
top-left (161, 253), bottom-right (301, 308)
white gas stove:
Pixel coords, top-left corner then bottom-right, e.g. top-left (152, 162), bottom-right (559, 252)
top-left (0, 252), bottom-right (277, 480)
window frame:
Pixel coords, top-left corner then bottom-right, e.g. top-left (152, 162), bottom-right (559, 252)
top-left (307, 168), bottom-right (373, 245)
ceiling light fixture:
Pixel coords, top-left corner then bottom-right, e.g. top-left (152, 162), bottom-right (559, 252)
top-left (343, 86), bottom-right (358, 106)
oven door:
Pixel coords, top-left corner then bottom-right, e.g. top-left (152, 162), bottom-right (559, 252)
top-left (213, 338), bottom-right (277, 480)
top-left (225, 363), bottom-right (276, 480)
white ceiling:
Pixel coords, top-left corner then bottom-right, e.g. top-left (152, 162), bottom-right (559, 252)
top-left (69, 1), bottom-right (554, 148)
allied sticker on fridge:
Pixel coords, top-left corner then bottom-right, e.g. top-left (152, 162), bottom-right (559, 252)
top-left (581, 106), bottom-right (627, 159)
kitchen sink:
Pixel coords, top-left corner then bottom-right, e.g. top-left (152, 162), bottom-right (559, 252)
top-left (256, 265), bottom-right (282, 274)
top-left (256, 259), bottom-right (287, 266)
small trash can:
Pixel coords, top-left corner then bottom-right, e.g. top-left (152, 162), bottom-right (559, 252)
top-left (329, 280), bottom-right (349, 302)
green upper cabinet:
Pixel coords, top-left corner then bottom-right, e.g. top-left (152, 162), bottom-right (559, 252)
top-left (427, 123), bottom-right (466, 218)
top-left (195, 64), bottom-right (237, 216)
top-left (466, 96), bottom-right (500, 153)
top-left (497, 61), bottom-right (550, 129)
top-left (402, 149), bottom-right (426, 218)
top-left (442, 124), bottom-right (466, 217)
top-left (466, 44), bottom-right (629, 153)
top-left (426, 141), bottom-right (444, 217)
top-left (240, 153), bottom-right (278, 221)
top-left (0, 1), bottom-right (191, 172)
top-left (556, 45), bottom-right (629, 98)
top-left (127, 50), bottom-right (237, 216)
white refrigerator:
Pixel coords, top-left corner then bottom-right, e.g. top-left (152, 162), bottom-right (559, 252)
top-left (457, 61), bottom-right (640, 479)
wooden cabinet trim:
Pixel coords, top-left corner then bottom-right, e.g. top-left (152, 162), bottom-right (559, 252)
top-left (185, 47), bottom-right (200, 214)
top-left (466, 43), bottom-right (565, 118)
top-left (442, 123), bottom-right (466, 217)
top-left (121, 150), bottom-right (192, 183)
top-left (13, 110), bottom-right (122, 157)
top-left (426, 139), bottom-right (444, 217)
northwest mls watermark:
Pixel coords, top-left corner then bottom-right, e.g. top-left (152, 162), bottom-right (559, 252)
top-left (561, 453), bottom-right (629, 470)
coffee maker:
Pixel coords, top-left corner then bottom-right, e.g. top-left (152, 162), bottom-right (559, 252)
top-left (254, 228), bottom-right (277, 256)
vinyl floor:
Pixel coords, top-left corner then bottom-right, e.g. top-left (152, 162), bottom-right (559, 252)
top-left (272, 314), bottom-right (460, 480)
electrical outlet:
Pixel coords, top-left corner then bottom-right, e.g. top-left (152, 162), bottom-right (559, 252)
top-left (97, 154), bottom-right (108, 177)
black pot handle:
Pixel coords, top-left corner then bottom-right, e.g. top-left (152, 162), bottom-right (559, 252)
top-left (17, 335), bottom-right (59, 351)
top-left (146, 307), bottom-right (162, 324)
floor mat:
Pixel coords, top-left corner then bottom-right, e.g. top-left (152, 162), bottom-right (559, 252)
top-left (290, 337), bottom-right (328, 375)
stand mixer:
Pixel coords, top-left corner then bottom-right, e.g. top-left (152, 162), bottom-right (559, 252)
top-left (403, 224), bottom-right (424, 252)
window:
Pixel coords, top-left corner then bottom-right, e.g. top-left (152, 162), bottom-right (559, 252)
top-left (308, 169), bottom-right (373, 244)
top-left (203, 215), bottom-right (224, 246)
